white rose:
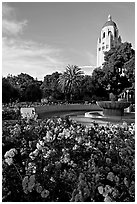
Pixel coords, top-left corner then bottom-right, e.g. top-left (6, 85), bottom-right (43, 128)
top-left (36, 143), bottom-right (42, 150)
top-left (5, 157), bottom-right (13, 165)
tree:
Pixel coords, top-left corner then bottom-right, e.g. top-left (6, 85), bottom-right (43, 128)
top-left (2, 78), bottom-right (12, 103)
top-left (124, 56), bottom-right (135, 85)
top-left (91, 68), bottom-right (109, 100)
top-left (25, 83), bottom-right (42, 102)
top-left (80, 75), bottom-right (95, 101)
top-left (58, 65), bottom-right (84, 101)
top-left (40, 72), bottom-right (63, 100)
top-left (102, 42), bottom-right (135, 96)
top-left (6, 73), bottom-right (42, 102)
top-left (2, 78), bottom-right (20, 103)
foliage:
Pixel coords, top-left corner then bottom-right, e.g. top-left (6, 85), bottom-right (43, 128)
top-left (25, 84), bottom-right (42, 102)
top-left (2, 78), bottom-right (19, 103)
top-left (102, 42), bottom-right (135, 96)
top-left (7, 73), bottom-right (35, 87)
top-left (91, 68), bottom-right (109, 100)
top-left (40, 72), bottom-right (63, 100)
top-left (2, 117), bottom-right (135, 202)
top-left (80, 75), bottom-right (95, 100)
top-left (58, 65), bottom-right (84, 101)
top-left (3, 73), bottom-right (42, 102)
top-left (2, 42), bottom-right (135, 103)
top-left (2, 108), bottom-right (20, 120)
top-left (124, 56), bottom-right (135, 85)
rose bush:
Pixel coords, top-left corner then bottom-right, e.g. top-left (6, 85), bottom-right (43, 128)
top-left (2, 117), bottom-right (135, 202)
top-left (2, 108), bottom-right (20, 120)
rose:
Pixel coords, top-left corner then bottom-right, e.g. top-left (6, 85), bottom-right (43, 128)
top-left (98, 186), bottom-right (104, 194)
top-left (5, 157), bottom-right (13, 166)
top-left (4, 148), bottom-right (17, 158)
top-left (2, 116), bottom-right (135, 202)
top-left (36, 140), bottom-right (44, 150)
top-left (41, 189), bottom-right (49, 198)
top-left (107, 172), bottom-right (115, 181)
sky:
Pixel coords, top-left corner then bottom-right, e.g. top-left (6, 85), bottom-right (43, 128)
top-left (2, 1), bottom-right (135, 80)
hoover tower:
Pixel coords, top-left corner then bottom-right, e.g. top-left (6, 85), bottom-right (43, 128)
top-left (97, 15), bottom-right (122, 67)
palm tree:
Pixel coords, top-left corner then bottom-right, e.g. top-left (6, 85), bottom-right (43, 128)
top-left (58, 65), bottom-right (84, 101)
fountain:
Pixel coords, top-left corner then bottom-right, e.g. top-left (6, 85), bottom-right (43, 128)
top-left (69, 66), bottom-right (135, 125)
top-left (96, 92), bottom-right (130, 116)
top-left (83, 92), bottom-right (134, 125)
top-left (36, 91), bottom-right (134, 126)
top-left (96, 100), bottom-right (130, 116)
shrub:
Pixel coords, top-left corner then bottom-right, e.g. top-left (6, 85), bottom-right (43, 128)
top-left (2, 117), bottom-right (135, 202)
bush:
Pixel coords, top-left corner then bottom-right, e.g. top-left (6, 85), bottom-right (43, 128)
top-left (2, 109), bottom-right (20, 120)
top-left (2, 117), bottom-right (135, 202)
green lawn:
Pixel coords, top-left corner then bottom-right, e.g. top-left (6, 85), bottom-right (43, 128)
top-left (35, 104), bottom-right (102, 119)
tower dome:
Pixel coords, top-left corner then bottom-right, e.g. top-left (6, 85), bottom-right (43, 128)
top-left (102, 15), bottom-right (117, 29)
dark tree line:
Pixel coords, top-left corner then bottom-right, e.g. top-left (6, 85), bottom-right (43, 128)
top-left (2, 73), bottom-right (42, 103)
top-left (2, 42), bottom-right (135, 103)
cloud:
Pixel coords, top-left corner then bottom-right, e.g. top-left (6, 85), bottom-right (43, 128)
top-left (2, 38), bottom-right (67, 80)
top-left (2, 3), bottom-right (14, 18)
top-left (2, 3), bottom-right (67, 80)
top-left (2, 3), bottom-right (27, 36)
top-left (2, 19), bottom-right (27, 36)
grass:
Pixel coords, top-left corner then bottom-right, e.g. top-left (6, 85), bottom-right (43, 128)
top-left (35, 104), bottom-right (102, 119)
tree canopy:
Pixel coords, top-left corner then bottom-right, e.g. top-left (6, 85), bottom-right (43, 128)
top-left (2, 42), bottom-right (135, 103)
top-left (25, 83), bottom-right (42, 102)
top-left (3, 73), bottom-right (42, 102)
top-left (58, 65), bottom-right (84, 101)
top-left (2, 78), bottom-right (19, 103)
top-left (40, 72), bottom-right (63, 101)
top-left (102, 42), bottom-right (135, 95)
top-left (91, 42), bottom-right (135, 97)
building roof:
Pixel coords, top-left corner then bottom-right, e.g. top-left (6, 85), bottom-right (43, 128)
top-left (102, 20), bottom-right (117, 28)
top-left (102, 15), bottom-right (117, 29)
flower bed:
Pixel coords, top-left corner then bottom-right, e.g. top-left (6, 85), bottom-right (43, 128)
top-left (2, 108), bottom-right (20, 120)
top-left (2, 117), bottom-right (135, 202)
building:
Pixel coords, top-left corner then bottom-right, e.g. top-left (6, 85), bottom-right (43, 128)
top-left (97, 15), bottom-right (122, 67)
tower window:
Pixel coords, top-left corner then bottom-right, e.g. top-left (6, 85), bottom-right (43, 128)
top-left (102, 46), bottom-right (105, 50)
top-left (115, 30), bottom-right (117, 37)
top-left (103, 32), bottom-right (105, 38)
top-left (99, 48), bottom-right (101, 51)
top-left (108, 31), bottom-right (112, 35)
top-left (106, 45), bottom-right (109, 49)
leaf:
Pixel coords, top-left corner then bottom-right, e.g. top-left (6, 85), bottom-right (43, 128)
top-left (22, 176), bottom-right (29, 191)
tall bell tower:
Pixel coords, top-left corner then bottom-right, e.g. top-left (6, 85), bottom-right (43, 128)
top-left (97, 15), bottom-right (122, 67)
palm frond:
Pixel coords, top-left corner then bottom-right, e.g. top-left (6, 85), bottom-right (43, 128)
top-left (58, 65), bottom-right (84, 98)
